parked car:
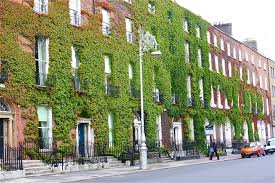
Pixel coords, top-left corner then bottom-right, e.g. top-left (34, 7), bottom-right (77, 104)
top-left (265, 138), bottom-right (275, 154)
top-left (241, 142), bottom-right (265, 158)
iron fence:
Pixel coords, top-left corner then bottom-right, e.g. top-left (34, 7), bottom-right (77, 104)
top-left (0, 145), bottom-right (23, 171)
top-left (171, 141), bottom-right (200, 160)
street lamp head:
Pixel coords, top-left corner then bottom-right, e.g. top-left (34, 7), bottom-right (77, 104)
top-left (151, 50), bottom-right (162, 57)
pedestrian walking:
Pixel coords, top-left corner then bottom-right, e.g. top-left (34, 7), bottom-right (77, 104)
top-left (209, 141), bottom-right (220, 160)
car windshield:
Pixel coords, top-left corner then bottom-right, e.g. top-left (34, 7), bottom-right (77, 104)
top-left (249, 142), bottom-right (257, 147)
top-left (267, 140), bottom-right (275, 146)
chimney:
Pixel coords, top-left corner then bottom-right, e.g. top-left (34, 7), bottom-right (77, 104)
top-left (242, 39), bottom-right (258, 50)
top-left (214, 23), bottom-right (233, 36)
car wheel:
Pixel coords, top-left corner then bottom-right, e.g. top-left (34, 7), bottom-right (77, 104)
top-left (241, 154), bottom-right (245, 158)
top-left (265, 150), bottom-right (269, 155)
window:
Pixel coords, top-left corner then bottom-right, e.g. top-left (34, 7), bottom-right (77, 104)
top-left (266, 98), bottom-right (269, 116)
top-left (245, 52), bottom-right (248, 61)
top-left (108, 113), bottom-right (113, 147)
top-left (259, 75), bottom-right (262, 88)
top-left (247, 69), bottom-right (250, 84)
top-left (124, 0), bottom-right (132, 3)
top-left (228, 62), bottom-right (232, 77)
top-left (217, 85), bottom-right (222, 109)
top-left (184, 18), bottom-right (189, 32)
top-left (198, 48), bottom-right (202, 67)
top-left (240, 65), bottom-right (243, 80)
top-left (148, 2), bottom-right (156, 14)
top-left (265, 77), bottom-right (268, 90)
top-left (33, 0), bottom-right (48, 14)
top-left (272, 105), bottom-right (275, 119)
top-left (187, 75), bottom-right (191, 99)
top-left (271, 67), bottom-right (275, 78)
top-left (125, 18), bottom-right (133, 43)
top-left (213, 34), bottom-right (217, 47)
top-left (37, 106), bottom-right (52, 149)
top-left (35, 36), bottom-right (49, 87)
top-left (252, 72), bottom-right (256, 86)
top-left (102, 9), bottom-right (111, 36)
top-left (185, 42), bottom-right (189, 63)
top-left (71, 46), bottom-right (80, 90)
top-left (210, 85), bottom-right (216, 107)
top-left (220, 39), bottom-right (224, 51)
top-left (196, 25), bottom-right (200, 38)
top-left (199, 78), bottom-right (204, 101)
top-left (238, 49), bottom-right (242, 61)
top-left (215, 55), bottom-right (219, 73)
top-left (104, 55), bottom-right (111, 94)
top-left (227, 43), bottom-right (231, 57)
top-left (69, 0), bottom-right (81, 26)
top-left (209, 53), bottom-right (212, 71)
top-left (233, 47), bottom-right (236, 59)
top-left (222, 58), bottom-right (226, 76)
top-left (258, 60), bottom-right (262, 68)
top-left (263, 62), bottom-right (267, 70)
top-left (207, 31), bottom-right (210, 44)
top-left (251, 55), bottom-right (254, 65)
top-left (272, 86), bottom-right (275, 97)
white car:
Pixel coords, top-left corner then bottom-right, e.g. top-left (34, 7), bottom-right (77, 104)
top-left (265, 138), bottom-right (275, 154)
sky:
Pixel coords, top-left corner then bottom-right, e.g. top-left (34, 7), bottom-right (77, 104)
top-left (175, 0), bottom-right (275, 60)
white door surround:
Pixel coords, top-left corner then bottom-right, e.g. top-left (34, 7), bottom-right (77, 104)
top-left (171, 122), bottom-right (182, 145)
top-left (76, 118), bottom-right (93, 157)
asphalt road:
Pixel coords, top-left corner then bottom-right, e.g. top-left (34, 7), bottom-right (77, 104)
top-left (71, 154), bottom-right (275, 183)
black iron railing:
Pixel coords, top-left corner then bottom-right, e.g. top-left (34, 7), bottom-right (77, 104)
top-left (0, 145), bottom-right (23, 171)
top-left (187, 97), bottom-right (195, 107)
top-left (34, 0), bottom-right (48, 13)
top-left (171, 141), bottom-right (200, 160)
top-left (171, 94), bottom-right (179, 105)
top-left (126, 32), bottom-right (134, 43)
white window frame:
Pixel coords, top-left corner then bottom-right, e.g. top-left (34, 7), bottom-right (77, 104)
top-left (266, 98), bottom-right (269, 116)
top-left (210, 85), bottom-right (216, 108)
top-left (213, 34), bottom-right (217, 47)
top-left (238, 49), bottom-right (242, 61)
top-left (228, 61), bottom-right (232, 77)
top-left (207, 31), bottom-right (211, 44)
top-left (245, 52), bottom-right (248, 61)
top-left (259, 60), bottom-right (262, 68)
top-left (233, 47), bottom-right (236, 59)
top-left (196, 25), bottom-right (200, 38)
top-left (215, 55), bottom-right (219, 73)
top-left (184, 18), bottom-right (188, 33)
top-left (265, 77), bottom-right (268, 90)
top-left (187, 75), bottom-right (191, 99)
top-left (105, 55), bottom-right (111, 94)
top-left (259, 75), bottom-right (262, 89)
top-left (33, 0), bottom-right (48, 14)
top-left (148, 2), bottom-right (156, 14)
top-left (222, 58), bottom-right (226, 76)
top-left (185, 42), bottom-right (190, 63)
top-left (220, 39), bottom-right (224, 51)
top-left (37, 105), bottom-right (52, 150)
top-left (227, 43), bottom-right (231, 57)
top-left (35, 36), bottom-right (49, 87)
top-left (209, 53), bottom-right (212, 71)
top-left (102, 9), bottom-right (111, 36)
top-left (69, 0), bottom-right (81, 26)
top-left (263, 62), bottom-right (267, 70)
top-left (251, 55), bottom-right (254, 65)
top-left (247, 69), bottom-right (250, 84)
top-left (198, 48), bottom-right (202, 67)
top-left (240, 65), bottom-right (243, 80)
top-left (108, 113), bottom-right (114, 147)
top-left (125, 18), bottom-right (133, 43)
top-left (199, 78), bottom-right (204, 101)
top-left (252, 72), bottom-right (256, 86)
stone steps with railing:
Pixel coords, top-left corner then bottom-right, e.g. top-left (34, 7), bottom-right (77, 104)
top-left (23, 160), bottom-right (54, 176)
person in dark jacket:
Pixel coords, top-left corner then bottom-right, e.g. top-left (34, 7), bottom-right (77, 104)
top-left (209, 141), bottom-right (220, 160)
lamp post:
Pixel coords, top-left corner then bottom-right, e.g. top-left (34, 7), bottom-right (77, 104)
top-left (139, 27), bottom-right (161, 170)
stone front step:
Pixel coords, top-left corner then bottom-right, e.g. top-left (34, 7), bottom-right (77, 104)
top-left (23, 160), bottom-right (53, 177)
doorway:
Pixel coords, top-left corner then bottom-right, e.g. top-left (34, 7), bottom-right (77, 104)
top-left (78, 123), bottom-right (88, 157)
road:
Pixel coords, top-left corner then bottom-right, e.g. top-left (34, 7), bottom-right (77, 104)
top-left (71, 155), bottom-right (275, 183)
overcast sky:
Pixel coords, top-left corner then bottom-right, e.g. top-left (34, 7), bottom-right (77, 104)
top-left (176, 0), bottom-right (275, 60)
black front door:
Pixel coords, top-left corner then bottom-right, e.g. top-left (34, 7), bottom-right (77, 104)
top-left (0, 119), bottom-right (4, 157)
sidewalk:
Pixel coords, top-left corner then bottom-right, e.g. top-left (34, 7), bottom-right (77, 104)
top-left (4, 154), bottom-right (240, 183)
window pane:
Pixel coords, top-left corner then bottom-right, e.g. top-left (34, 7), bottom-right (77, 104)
top-left (37, 106), bottom-right (48, 122)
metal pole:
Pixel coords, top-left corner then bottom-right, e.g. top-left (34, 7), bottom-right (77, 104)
top-left (139, 27), bottom-right (148, 170)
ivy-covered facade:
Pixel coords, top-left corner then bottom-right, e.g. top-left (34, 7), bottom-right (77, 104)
top-left (0, 0), bottom-right (272, 153)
